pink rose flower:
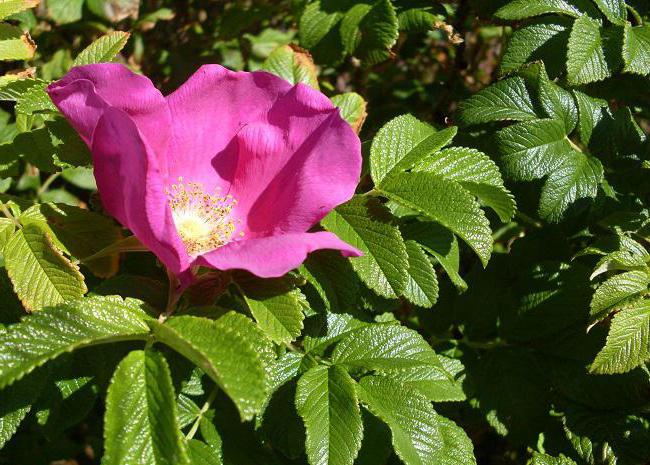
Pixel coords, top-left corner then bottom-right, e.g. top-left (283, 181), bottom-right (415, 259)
top-left (47, 64), bottom-right (362, 285)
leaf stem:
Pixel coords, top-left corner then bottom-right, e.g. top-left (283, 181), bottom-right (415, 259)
top-left (0, 201), bottom-right (21, 228)
top-left (37, 172), bottom-right (61, 197)
top-left (185, 387), bottom-right (219, 441)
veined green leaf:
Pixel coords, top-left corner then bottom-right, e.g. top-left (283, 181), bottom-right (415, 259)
top-left (0, 368), bottom-right (47, 448)
top-left (187, 439), bottom-right (223, 465)
top-left (591, 299), bottom-right (650, 374)
top-left (538, 151), bottom-right (603, 222)
top-left (500, 18), bottom-right (572, 78)
top-left (331, 92), bottom-right (367, 134)
top-left (303, 312), bottom-right (369, 355)
top-left (150, 313), bottom-right (273, 420)
top-left (380, 355), bottom-right (466, 402)
top-left (296, 366), bottom-right (363, 465)
top-left (241, 287), bottom-right (305, 345)
top-left (321, 196), bottom-right (408, 299)
top-left (414, 146), bottom-right (515, 222)
top-left (4, 224), bottom-right (86, 311)
top-left (103, 349), bottom-right (189, 465)
top-left (0, 296), bottom-right (151, 389)
top-left (340, 0), bottom-right (398, 66)
top-left (73, 31), bottom-right (131, 66)
top-left (262, 44), bottom-right (319, 89)
top-left (567, 16), bottom-right (614, 85)
top-left (370, 113), bottom-right (456, 184)
top-left (457, 76), bottom-right (538, 126)
top-left (496, 0), bottom-right (598, 20)
top-left (573, 89), bottom-right (607, 145)
top-left (332, 323), bottom-right (441, 370)
top-left (592, 0), bottom-right (627, 25)
top-left (496, 118), bottom-right (570, 181)
top-left (623, 25), bottom-right (650, 76)
top-left (380, 172), bottom-right (492, 266)
top-left (357, 376), bottom-right (476, 465)
top-left (402, 240), bottom-right (438, 308)
top-left (402, 222), bottom-right (467, 292)
top-left (590, 270), bottom-right (650, 322)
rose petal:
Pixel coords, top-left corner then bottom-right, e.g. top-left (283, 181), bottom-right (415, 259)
top-left (91, 107), bottom-right (190, 275)
top-left (197, 231), bottom-right (361, 278)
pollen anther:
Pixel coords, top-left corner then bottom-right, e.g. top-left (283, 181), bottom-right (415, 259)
top-left (166, 178), bottom-right (240, 257)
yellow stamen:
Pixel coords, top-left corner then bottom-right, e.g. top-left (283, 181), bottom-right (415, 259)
top-left (166, 178), bottom-right (241, 257)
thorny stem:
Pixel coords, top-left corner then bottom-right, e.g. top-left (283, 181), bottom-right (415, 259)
top-left (0, 201), bottom-right (20, 228)
top-left (185, 387), bottom-right (219, 441)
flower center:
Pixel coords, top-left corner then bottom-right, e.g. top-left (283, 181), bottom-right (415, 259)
top-left (166, 178), bottom-right (241, 257)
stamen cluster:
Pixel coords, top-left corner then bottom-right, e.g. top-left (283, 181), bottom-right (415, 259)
top-left (167, 178), bottom-right (240, 257)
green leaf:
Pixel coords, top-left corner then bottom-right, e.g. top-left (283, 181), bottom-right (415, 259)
top-left (396, 4), bottom-right (442, 32)
top-left (370, 114), bottom-right (457, 185)
top-left (321, 196), bottom-right (408, 299)
top-left (496, 118), bottom-right (570, 181)
top-left (0, 368), bottom-right (47, 448)
top-left (0, 0), bottom-right (38, 20)
top-left (590, 270), bottom-right (650, 322)
top-left (402, 240), bottom-right (438, 308)
top-left (0, 24), bottom-right (35, 60)
top-left (299, 250), bottom-right (360, 313)
top-left (261, 44), bottom-right (319, 90)
top-left (4, 224), bottom-right (87, 311)
top-left (414, 146), bottom-right (515, 222)
top-left (573, 89), bottom-right (607, 145)
top-left (457, 76), bottom-right (538, 126)
top-left (187, 439), bottom-right (223, 465)
top-left (103, 349), bottom-right (190, 465)
top-left (331, 92), bottom-right (367, 134)
top-left (0, 296), bottom-right (151, 389)
top-left (500, 18), bottom-right (572, 78)
top-left (538, 151), bottom-right (603, 222)
top-left (591, 299), bottom-right (650, 374)
top-left (529, 452), bottom-right (577, 465)
top-left (567, 16), bottom-right (614, 85)
top-left (73, 31), bottom-right (131, 66)
top-left (241, 286), bottom-right (305, 345)
top-left (303, 312), bottom-right (369, 355)
top-left (20, 203), bottom-right (123, 278)
top-left (14, 83), bottom-right (58, 115)
top-left (299, 1), bottom-right (344, 49)
top-left (47, 0), bottom-right (84, 24)
top-left (532, 63), bottom-right (578, 134)
top-left (380, 355), bottom-right (466, 402)
top-left (0, 77), bottom-right (46, 100)
top-left (332, 323), bottom-right (440, 370)
top-left (403, 222), bottom-right (467, 291)
top-left (340, 0), bottom-right (398, 66)
top-left (623, 25), bottom-right (650, 75)
top-left (357, 376), bottom-right (476, 465)
top-left (295, 366), bottom-right (363, 465)
top-left (592, 0), bottom-right (627, 25)
top-left (496, 0), bottom-right (597, 20)
top-left (150, 313), bottom-right (273, 420)
top-left (379, 172), bottom-right (492, 266)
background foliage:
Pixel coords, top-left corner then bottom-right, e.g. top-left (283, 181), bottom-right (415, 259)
top-left (0, 1), bottom-right (649, 464)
